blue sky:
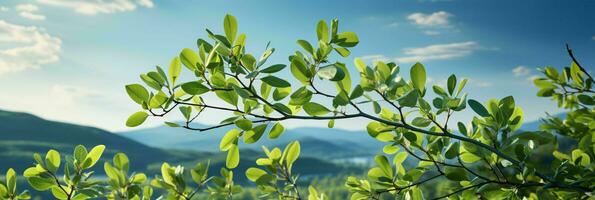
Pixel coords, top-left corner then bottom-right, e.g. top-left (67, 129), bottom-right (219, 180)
top-left (0, 0), bottom-right (593, 131)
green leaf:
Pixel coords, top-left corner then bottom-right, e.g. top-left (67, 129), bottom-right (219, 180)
top-left (179, 106), bottom-right (192, 120)
top-left (354, 58), bottom-right (366, 73)
top-left (374, 155), bottom-right (393, 177)
top-left (273, 87), bottom-right (291, 101)
top-left (410, 62), bottom-right (427, 94)
top-left (126, 111), bottom-right (149, 127)
top-left (223, 14), bottom-right (238, 43)
top-left (445, 167), bottom-right (468, 181)
top-left (268, 122), bottom-right (285, 139)
top-left (51, 186), bottom-right (69, 199)
top-left (261, 76), bottom-right (290, 88)
top-left (297, 40), bottom-right (314, 55)
top-left (456, 78), bottom-right (468, 96)
top-left (447, 74), bottom-right (456, 95)
top-left (113, 153), bottom-right (130, 173)
top-left (232, 34), bottom-right (246, 56)
top-left (334, 47), bottom-right (351, 57)
top-left (168, 57), bottom-right (181, 86)
top-left (235, 119), bottom-right (253, 131)
top-left (181, 81), bottom-right (210, 96)
top-left (333, 32), bottom-right (359, 47)
top-left (45, 150), bottom-right (60, 173)
top-left (335, 63), bottom-right (352, 93)
top-left (125, 84), bottom-right (149, 105)
top-left (290, 56), bottom-right (312, 84)
top-left (317, 65), bottom-right (345, 81)
top-left (83, 145), bottom-right (105, 169)
top-left (73, 145), bottom-right (87, 164)
top-left (303, 102), bottom-right (331, 116)
top-left (285, 141), bottom-right (301, 166)
top-left (226, 145), bottom-right (240, 169)
top-left (289, 86), bottom-right (313, 105)
top-left (468, 99), bottom-right (490, 117)
top-left (6, 168), bottom-right (16, 194)
top-left (240, 54), bottom-right (256, 71)
top-left (26, 177), bottom-right (54, 191)
top-left (244, 124), bottom-right (267, 144)
top-left (245, 168), bottom-right (268, 182)
top-left (260, 64), bottom-right (286, 74)
top-left (316, 20), bottom-right (329, 43)
top-left (411, 117), bottom-right (431, 127)
top-left (215, 90), bottom-right (238, 106)
top-left (140, 74), bottom-right (161, 90)
top-left (398, 90), bottom-right (419, 107)
top-left (191, 161), bottom-right (210, 184)
top-left (445, 142), bottom-right (460, 159)
top-left (220, 129), bottom-right (240, 151)
top-left (577, 94), bottom-right (595, 105)
top-left (570, 61), bottom-right (584, 85)
top-left (164, 122), bottom-right (180, 127)
top-left (180, 48), bottom-right (200, 71)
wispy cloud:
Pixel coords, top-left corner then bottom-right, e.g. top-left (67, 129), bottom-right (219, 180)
top-left (360, 41), bottom-right (481, 64)
top-left (51, 84), bottom-right (103, 105)
top-left (16, 4), bottom-right (46, 21)
top-left (0, 20), bottom-right (61, 74)
top-left (407, 11), bottom-right (452, 27)
top-left (512, 66), bottom-right (531, 77)
top-left (397, 41), bottom-right (479, 63)
top-left (37, 0), bottom-right (154, 15)
top-left (360, 54), bottom-right (390, 63)
top-left (0, 6), bottom-right (9, 12)
top-left (592, 35), bottom-right (595, 40)
top-left (423, 30), bottom-right (440, 35)
top-left (468, 79), bottom-right (493, 88)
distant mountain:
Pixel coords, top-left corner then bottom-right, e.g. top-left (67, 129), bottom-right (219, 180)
top-left (122, 113), bottom-right (570, 160)
top-left (119, 123), bottom-right (384, 158)
top-left (0, 109), bottom-right (362, 181)
top-left (0, 109), bottom-right (171, 171)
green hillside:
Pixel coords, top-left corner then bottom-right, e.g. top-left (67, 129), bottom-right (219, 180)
top-left (0, 109), bottom-right (363, 181)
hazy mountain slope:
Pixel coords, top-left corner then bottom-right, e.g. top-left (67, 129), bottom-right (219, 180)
top-left (0, 109), bottom-right (365, 179)
top-left (120, 123), bottom-right (383, 157)
top-left (0, 109), bottom-right (172, 171)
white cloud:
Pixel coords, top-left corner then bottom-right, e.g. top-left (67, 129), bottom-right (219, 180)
top-left (423, 30), bottom-right (440, 36)
top-left (468, 79), bottom-right (493, 88)
top-left (407, 11), bottom-right (452, 27)
top-left (16, 4), bottom-right (46, 20)
top-left (512, 66), bottom-right (531, 77)
top-left (386, 22), bottom-right (399, 28)
top-left (396, 41), bottom-right (479, 63)
top-left (0, 6), bottom-right (9, 12)
top-left (51, 84), bottom-right (102, 105)
top-left (360, 41), bottom-right (481, 64)
top-left (0, 20), bottom-right (61, 74)
top-left (37, 0), bottom-right (154, 15)
top-left (592, 35), bottom-right (595, 40)
top-left (360, 54), bottom-right (390, 63)
top-left (137, 0), bottom-right (154, 8)
top-left (16, 4), bottom-right (39, 12)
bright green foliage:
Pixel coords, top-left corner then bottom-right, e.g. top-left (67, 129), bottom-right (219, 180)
top-left (0, 13), bottom-right (592, 200)
top-left (17, 145), bottom-right (246, 199)
top-left (0, 169), bottom-right (30, 200)
top-left (23, 145), bottom-right (105, 199)
top-left (245, 141), bottom-right (325, 200)
top-left (530, 49), bottom-right (594, 199)
top-left (114, 14), bottom-right (592, 199)
top-left (150, 162), bottom-right (242, 199)
top-left (104, 153), bottom-right (150, 199)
